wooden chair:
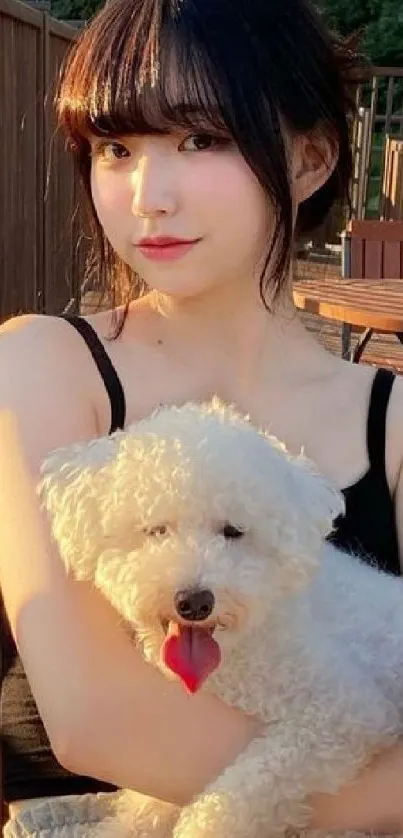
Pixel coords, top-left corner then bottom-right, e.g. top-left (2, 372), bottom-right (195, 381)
top-left (341, 219), bottom-right (403, 362)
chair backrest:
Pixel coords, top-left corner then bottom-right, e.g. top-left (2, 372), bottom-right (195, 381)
top-left (346, 219), bottom-right (403, 280)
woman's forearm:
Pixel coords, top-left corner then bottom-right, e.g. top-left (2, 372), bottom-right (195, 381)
top-left (62, 615), bottom-right (261, 804)
top-left (309, 742), bottom-right (403, 833)
top-left (66, 649), bottom-right (403, 832)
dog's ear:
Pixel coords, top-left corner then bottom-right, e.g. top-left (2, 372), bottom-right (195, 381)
top-left (258, 447), bottom-right (345, 598)
top-left (290, 450), bottom-right (345, 542)
top-left (37, 433), bottom-right (122, 581)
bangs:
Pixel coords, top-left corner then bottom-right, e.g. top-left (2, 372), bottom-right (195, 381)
top-left (57, 0), bottom-right (231, 147)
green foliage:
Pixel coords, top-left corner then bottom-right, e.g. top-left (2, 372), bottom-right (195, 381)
top-left (51, 0), bottom-right (402, 69)
top-left (50, 0), bottom-right (103, 22)
top-left (317, 0), bottom-right (403, 66)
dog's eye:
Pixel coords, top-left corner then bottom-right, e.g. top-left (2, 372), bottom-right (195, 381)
top-left (145, 524), bottom-right (168, 537)
top-left (220, 524), bottom-right (244, 540)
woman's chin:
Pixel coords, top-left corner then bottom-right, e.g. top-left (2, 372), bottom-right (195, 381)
top-left (143, 275), bottom-right (226, 302)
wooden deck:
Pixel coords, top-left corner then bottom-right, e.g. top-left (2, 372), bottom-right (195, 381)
top-left (81, 259), bottom-right (403, 374)
top-left (300, 310), bottom-right (403, 372)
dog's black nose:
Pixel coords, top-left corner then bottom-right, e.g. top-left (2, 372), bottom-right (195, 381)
top-left (174, 588), bottom-right (215, 622)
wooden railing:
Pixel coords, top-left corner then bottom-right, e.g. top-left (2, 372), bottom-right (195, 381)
top-left (381, 136), bottom-right (403, 220)
top-left (351, 67), bottom-right (403, 221)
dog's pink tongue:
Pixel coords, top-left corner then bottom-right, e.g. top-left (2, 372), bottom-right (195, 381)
top-left (161, 621), bottom-right (221, 693)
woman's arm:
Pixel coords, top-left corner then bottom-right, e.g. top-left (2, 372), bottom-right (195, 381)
top-left (310, 744), bottom-right (403, 833)
top-left (1, 316), bottom-right (403, 831)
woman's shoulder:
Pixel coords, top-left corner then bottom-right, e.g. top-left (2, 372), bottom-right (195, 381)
top-left (0, 313), bottom-right (102, 474)
top-left (0, 312), bottom-right (90, 382)
top-left (0, 311), bottom-right (103, 385)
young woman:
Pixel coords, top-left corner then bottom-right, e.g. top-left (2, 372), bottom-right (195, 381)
top-left (2, 0), bottom-right (403, 835)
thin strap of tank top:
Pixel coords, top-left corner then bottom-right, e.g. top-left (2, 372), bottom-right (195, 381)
top-left (60, 314), bottom-right (126, 434)
top-left (367, 367), bottom-right (396, 474)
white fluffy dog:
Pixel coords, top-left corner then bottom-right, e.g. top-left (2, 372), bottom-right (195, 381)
top-left (38, 399), bottom-right (403, 838)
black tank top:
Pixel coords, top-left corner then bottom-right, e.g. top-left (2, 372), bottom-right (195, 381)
top-left (330, 366), bottom-right (400, 576)
top-left (1, 315), bottom-right (400, 803)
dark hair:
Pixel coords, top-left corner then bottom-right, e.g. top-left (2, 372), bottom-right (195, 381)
top-left (57, 0), bottom-right (364, 333)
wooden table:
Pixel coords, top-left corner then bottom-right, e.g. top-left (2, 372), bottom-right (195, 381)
top-left (293, 277), bottom-right (403, 362)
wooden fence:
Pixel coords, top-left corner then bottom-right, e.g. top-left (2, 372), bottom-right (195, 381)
top-left (0, 0), bottom-right (86, 323)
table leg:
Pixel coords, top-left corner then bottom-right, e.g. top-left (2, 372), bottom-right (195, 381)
top-left (341, 323), bottom-right (352, 360)
top-left (351, 328), bottom-right (374, 363)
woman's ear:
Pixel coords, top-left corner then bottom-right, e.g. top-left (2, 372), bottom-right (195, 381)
top-left (291, 132), bottom-right (339, 206)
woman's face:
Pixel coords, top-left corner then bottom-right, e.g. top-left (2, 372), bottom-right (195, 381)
top-left (90, 124), bottom-right (274, 300)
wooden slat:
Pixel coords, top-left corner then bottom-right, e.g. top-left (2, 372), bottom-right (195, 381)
top-left (381, 137), bottom-right (403, 221)
top-left (348, 219), bottom-right (403, 241)
top-left (371, 67), bottom-right (403, 77)
top-left (293, 278), bottom-right (403, 332)
top-left (351, 238), bottom-right (364, 277)
top-left (295, 279), bottom-right (403, 308)
top-left (365, 239), bottom-right (382, 278)
top-left (48, 14), bottom-right (79, 39)
top-left (0, 0), bottom-right (41, 27)
top-left (383, 240), bottom-right (402, 277)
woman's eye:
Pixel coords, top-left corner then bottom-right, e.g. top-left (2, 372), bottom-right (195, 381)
top-left (179, 133), bottom-right (231, 152)
top-left (220, 524), bottom-right (244, 540)
top-left (92, 141), bottom-right (130, 163)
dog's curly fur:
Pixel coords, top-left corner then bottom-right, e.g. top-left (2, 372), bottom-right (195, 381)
top-left (38, 399), bottom-right (403, 838)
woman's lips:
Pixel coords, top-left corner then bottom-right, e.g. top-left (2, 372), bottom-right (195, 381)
top-left (136, 239), bottom-right (200, 262)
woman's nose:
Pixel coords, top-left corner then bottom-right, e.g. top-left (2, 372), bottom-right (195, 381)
top-left (131, 153), bottom-right (176, 219)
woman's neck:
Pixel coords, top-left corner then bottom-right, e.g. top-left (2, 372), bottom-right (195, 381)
top-left (147, 277), bottom-right (333, 406)
top-left (151, 269), bottom-right (292, 342)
